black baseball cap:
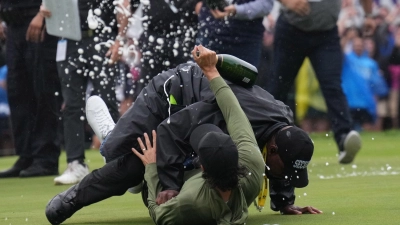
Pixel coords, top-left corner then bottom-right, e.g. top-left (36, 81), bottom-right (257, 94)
top-left (190, 124), bottom-right (238, 178)
top-left (275, 126), bottom-right (314, 188)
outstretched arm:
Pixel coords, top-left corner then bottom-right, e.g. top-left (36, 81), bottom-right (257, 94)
top-left (193, 45), bottom-right (265, 205)
top-left (359, 0), bottom-right (375, 36)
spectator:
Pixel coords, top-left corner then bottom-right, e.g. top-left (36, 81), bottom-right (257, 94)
top-left (0, 0), bottom-right (62, 178)
top-left (266, 0), bottom-right (375, 164)
top-left (196, 0), bottom-right (273, 67)
top-left (41, 0), bottom-right (128, 185)
top-left (341, 26), bottom-right (362, 53)
top-left (338, 0), bottom-right (365, 35)
top-left (388, 26), bottom-right (400, 128)
top-left (365, 37), bottom-right (391, 129)
top-left (342, 37), bottom-right (389, 131)
top-left (0, 64), bottom-right (12, 154)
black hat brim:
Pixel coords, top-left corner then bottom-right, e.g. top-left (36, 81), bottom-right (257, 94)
top-left (284, 166), bottom-right (309, 188)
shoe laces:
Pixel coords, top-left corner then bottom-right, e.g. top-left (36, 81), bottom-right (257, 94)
top-left (94, 108), bottom-right (115, 139)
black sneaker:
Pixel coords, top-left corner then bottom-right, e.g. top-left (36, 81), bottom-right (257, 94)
top-left (0, 157), bottom-right (33, 178)
top-left (45, 184), bottom-right (82, 225)
top-left (19, 163), bottom-right (59, 177)
top-left (338, 130), bottom-right (361, 164)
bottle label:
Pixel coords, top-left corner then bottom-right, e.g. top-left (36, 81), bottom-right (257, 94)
top-left (242, 77), bottom-right (250, 83)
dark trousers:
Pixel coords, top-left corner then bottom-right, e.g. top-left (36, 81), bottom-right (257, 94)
top-left (267, 16), bottom-right (353, 146)
top-left (77, 153), bottom-right (143, 206)
top-left (57, 36), bottom-right (119, 163)
top-left (6, 21), bottom-right (62, 165)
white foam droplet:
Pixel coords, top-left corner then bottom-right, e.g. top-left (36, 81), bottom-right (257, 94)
top-left (94, 8), bottom-right (102, 16)
top-left (80, 116), bottom-right (85, 121)
top-left (156, 38), bottom-right (164, 45)
top-left (78, 48), bottom-right (84, 54)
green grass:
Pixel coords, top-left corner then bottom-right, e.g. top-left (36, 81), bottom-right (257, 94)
top-left (1, 131), bottom-right (400, 225)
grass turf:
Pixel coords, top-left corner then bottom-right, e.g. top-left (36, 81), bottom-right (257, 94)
top-left (0, 130), bottom-right (399, 225)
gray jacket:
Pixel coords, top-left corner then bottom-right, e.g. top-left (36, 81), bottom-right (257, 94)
top-left (281, 0), bottom-right (341, 31)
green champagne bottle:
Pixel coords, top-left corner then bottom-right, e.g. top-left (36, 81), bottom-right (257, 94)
top-left (216, 54), bottom-right (258, 88)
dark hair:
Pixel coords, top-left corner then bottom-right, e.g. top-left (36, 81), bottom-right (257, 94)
top-left (343, 26), bottom-right (362, 38)
top-left (202, 164), bottom-right (248, 192)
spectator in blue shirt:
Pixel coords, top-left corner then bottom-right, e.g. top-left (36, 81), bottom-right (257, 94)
top-left (342, 37), bottom-right (389, 131)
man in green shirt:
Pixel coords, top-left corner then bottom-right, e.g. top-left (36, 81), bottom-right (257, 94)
top-left (131, 45), bottom-right (321, 225)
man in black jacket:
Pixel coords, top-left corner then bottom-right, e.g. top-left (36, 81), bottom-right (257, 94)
top-left (46, 48), bottom-right (319, 225)
top-left (0, 0), bottom-right (62, 178)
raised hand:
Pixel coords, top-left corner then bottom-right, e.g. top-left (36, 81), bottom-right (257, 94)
top-left (132, 130), bottom-right (157, 166)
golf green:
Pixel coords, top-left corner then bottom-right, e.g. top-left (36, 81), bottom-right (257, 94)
top-left (0, 131), bottom-right (399, 225)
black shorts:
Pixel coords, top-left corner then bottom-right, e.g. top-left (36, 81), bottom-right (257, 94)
top-left (350, 108), bottom-right (374, 124)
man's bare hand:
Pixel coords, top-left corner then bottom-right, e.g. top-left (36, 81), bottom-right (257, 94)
top-left (156, 190), bottom-right (179, 205)
top-left (192, 45), bottom-right (220, 81)
top-left (280, 0), bottom-right (310, 16)
top-left (106, 39), bottom-right (122, 64)
top-left (210, 5), bottom-right (236, 19)
top-left (26, 14), bottom-right (45, 43)
top-left (280, 205), bottom-right (322, 215)
top-left (39, 5), bottom-right (52, 18)
top-left (132, 130), bottom-right (157, 166)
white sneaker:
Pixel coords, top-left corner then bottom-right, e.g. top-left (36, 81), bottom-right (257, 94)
top-left (338, 130), bottom-right (361, 164)
top-left (86, 96), bottom-right (115, 142)
top-left (54, 160), bottom-right (89, 185)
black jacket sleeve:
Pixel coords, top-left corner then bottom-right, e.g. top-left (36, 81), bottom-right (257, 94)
top-left (269, 178), bottom-right (295, 211)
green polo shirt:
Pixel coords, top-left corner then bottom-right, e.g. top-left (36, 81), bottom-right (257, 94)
top-left (144, 76), bottom-right (265, 225)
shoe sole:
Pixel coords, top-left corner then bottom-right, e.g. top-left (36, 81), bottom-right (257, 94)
top-left (338, 131), bottom-right (361, 164)
top-left (54, 180), bottom-right (79, 185)
top-left (86, 96), bottom-right (114, 141)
